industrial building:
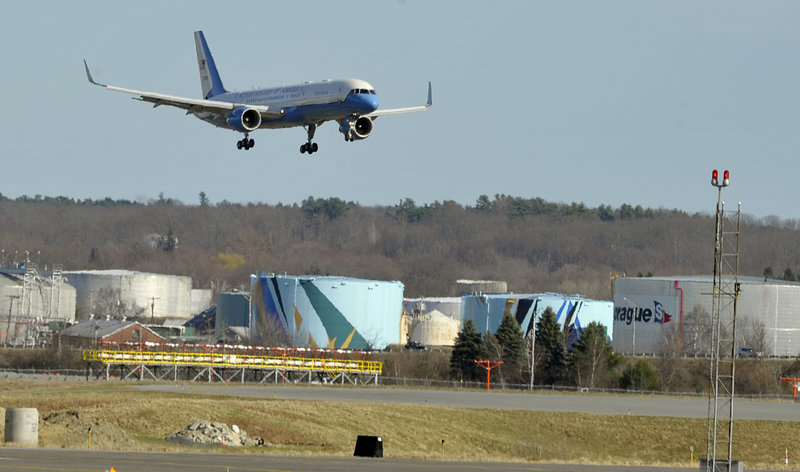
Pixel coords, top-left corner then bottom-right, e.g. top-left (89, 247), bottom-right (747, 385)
top-left (250, 273), bottom-right (404, 350)
top-left (64, 270), bottom-right (210, 321)
top-left (61, 319), bottom-right (164, 346)
top-left (403, 297), bottom-right (462, 346)
top-left (613, 276), bottom-right (800, 357)
top-left (0, 268), bottom-right (76, 346)
top-left (461, 293), bottom-right (614, 345)
top-left (215, 291), bottom-right (250, 342)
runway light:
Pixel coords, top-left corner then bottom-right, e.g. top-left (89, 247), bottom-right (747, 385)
top-left (711, 169), bottom-right (719, 186)
top-left (723, 170), bottom-right (730, 187)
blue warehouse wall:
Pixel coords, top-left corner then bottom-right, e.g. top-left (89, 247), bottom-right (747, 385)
top-left (250, 274), bottom-right (404, 350)
top-left (461, 293), bottom-right (614, 346)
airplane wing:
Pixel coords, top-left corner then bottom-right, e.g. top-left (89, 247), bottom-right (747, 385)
top-left (83, 60), bottom-right (284, 118)
top-left (365, 82), bottom-right (432, 118)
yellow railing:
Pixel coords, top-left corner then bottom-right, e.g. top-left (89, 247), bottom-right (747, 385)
top-left (82, 349), bottom-right (382, 374)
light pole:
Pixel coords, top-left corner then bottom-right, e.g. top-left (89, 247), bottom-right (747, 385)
top-left (623, 297), bottom-right (636, 356)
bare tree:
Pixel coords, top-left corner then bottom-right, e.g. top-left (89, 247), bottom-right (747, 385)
top-left (682, 305), bottom-right (712, 357)
top-left (654, 322), bottom-right (684, 390)
top-left (739, 316), bottom-right (771, 356)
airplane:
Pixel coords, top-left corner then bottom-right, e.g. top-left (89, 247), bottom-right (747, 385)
top-left (84, 31), bottom-right (431, 154)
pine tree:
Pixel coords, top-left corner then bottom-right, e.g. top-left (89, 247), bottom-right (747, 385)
top-left (495, 312), bottom-right (525, 384)
top-left (534, 307), bottom-right (567, 385)
top-left (568, 321), bottom-right (618, 388)
top-left (449, 319), bottom-right (486, 381)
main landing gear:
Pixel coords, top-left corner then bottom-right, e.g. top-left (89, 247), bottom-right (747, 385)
top-left (237, 134), bottom-right (255, 150)
top-left (300, 124), bottom-right (318, 154)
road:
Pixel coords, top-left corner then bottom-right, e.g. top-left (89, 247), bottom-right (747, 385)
top-left (136, 383), bottom-right (800, 422)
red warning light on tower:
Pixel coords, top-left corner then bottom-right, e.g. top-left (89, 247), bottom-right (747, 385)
top-left (711, 169), bottom-right (730, 188)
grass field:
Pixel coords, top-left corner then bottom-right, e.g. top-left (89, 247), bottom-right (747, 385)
top-left (0, 380), bottom-right (798, 470)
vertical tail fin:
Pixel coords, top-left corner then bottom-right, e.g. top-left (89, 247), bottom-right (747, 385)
top-left (194, 31), bottom-right (227, 99)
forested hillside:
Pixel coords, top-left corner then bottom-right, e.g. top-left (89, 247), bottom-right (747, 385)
top-left (1, 193), bottom-right (800, 300)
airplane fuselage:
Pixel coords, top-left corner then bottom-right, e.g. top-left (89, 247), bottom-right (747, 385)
top-left (195, 78), bottom-right (379, 130)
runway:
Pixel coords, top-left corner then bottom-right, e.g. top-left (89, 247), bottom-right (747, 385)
top-left (0, 447), bottom-right (696, 472)
top-left (136, 383), bottom-right (800, 422)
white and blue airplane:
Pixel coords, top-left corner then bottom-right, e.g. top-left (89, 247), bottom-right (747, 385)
top-left (85, 31), bottom-right (431, 154)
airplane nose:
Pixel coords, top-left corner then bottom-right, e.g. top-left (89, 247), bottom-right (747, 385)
top-left (357, 94), bottom-right (378, 112)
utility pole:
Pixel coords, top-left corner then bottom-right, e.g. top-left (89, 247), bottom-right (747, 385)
top-left (5, 295), bottom-right (20, 346)
top-left (527, 318), bottom-right (536, 390)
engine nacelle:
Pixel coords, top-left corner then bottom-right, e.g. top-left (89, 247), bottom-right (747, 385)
top-left (339, 116), bottom-right (373, 141)
top-left (226, 107), bottom-right (261, 132)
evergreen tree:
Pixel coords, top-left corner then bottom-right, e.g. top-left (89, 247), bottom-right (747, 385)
top-left (568, 322), bottom-right (618, 388)
top-left (620, 359), bottom-right (660, 391)
top-left (449, 319), bottom-right (486, 382)
top-left (534, 307), bottom-right (567, 385)
top-left (495, 312), bottom-right (525, 384)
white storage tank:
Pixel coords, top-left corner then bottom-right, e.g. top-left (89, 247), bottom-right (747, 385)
top-left (613, 275), bottom-right (800, 357)
top-left (190, 289), bottom-right (213, 314)
top-left (457, 279), bottom-right (507, 295)
top-left (403, 298), bottom-right (462, 346)
top-left (65, 270), bottom-right (193, 320)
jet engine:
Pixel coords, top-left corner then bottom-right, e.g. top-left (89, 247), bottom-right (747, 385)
top-left (339, 116), bottom-right (373, 141)
top-left (226, 107), bottom-right (261, 132)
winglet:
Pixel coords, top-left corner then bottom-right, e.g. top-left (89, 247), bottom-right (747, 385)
top-left (83, 59), bottom-right (105, 87)
top-left (426, 81), bottom-right (432, 107)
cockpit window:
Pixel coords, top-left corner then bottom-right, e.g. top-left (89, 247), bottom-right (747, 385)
top-left (349, 89), bottom-right (376, 95)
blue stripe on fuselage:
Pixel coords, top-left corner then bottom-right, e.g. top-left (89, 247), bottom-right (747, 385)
top-left (278, 93), bottom-right (379, 126)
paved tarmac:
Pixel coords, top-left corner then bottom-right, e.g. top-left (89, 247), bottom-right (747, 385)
top-left (0, 447), bottom-right (700, 472)
top-left (4, 383), bottom-right (792, 471)
top-left (136, 383), bottom-right (800, 422)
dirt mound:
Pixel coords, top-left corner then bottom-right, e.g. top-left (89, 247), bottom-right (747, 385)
top-left (41, 409), bottom-right (134, 449)
top-left (167, 420), bottom-right (265, 447)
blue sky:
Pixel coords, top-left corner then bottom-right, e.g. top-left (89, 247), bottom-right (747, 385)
top-left (2, 1), bottom-right (800, 220)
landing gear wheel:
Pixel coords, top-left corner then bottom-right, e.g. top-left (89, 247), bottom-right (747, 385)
top-left (237, 134), bottom-right (254, 150)
top-left (300, 142), bottom-right (318, 154)
top-left (300, 123), bottom-right (318, 155)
